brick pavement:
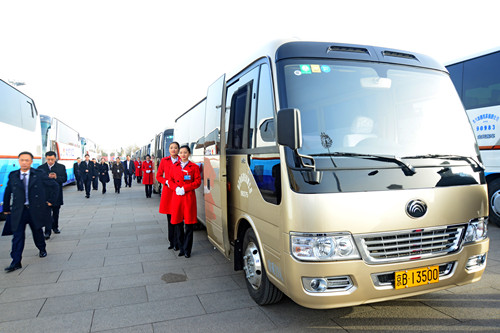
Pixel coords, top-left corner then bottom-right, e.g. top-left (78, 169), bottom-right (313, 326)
top-left (0, 183), bottom-right (498, 332)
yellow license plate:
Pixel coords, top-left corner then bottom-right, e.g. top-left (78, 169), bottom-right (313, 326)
top-left (395, 265), bottom-right (439, 290)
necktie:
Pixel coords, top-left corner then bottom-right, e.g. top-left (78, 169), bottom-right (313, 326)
top-left (22, 173), bottom-right (28, 204)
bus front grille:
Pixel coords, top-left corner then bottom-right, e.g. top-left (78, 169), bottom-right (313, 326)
top-left (355, 225), bottom-right (466, 264)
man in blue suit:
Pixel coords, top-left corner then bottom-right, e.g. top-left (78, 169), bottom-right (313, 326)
top-left (3, 151), bottom-right (58, 272)
top-left (79, 154), bottom-right (95, 198)
top-left (123, 155), bottom-right (135, 187)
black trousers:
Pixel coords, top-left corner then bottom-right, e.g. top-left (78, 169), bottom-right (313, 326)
top-left (167, 214), bottom-right (174, 247)
top-left (100, 181), bottom-right (107, 193)
top-left (92, 177), bottom-right (99, 190)
top-left (83, 179), bottom-right (92, 196)
top-left (76, 176), bottom-right (83, 191)
top-left (11, 206), bottom-right (46, 265)
top-left (145, 184), bottom-right (152, 197)
top-left (114, 178), bottom-right (121, 192)
top-left (45, 205), bottom-right (61, 236)
top-left (137, 176), bottom-right (142, 183)
top-left (125, 174), bottom-right (133, 187)
top-left (174, 223), bottom-right (194, 256)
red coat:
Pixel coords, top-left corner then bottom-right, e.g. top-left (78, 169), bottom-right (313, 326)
top-left (134, 161), bottom-right (141, 177)
top-left (169, 160), bottom-right (201, 224)
top-left (142, 160), bottom-right (154, 185)
top-left (157, 156), bottom-right (177, 214)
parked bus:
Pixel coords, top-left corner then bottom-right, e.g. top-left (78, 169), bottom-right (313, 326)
top-left (446, 47), bottom-right (500, 226)
top-left (152, 128), bottom-right (174, 193)
top-left (0, 79), bottom-right (43, 213)
top-left (173, 40), bottom-right (489, 309)
top-left (40, 115), bottom-right (81, 185)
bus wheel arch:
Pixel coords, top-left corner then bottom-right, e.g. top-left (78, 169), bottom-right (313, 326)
top-left (487, 176), bottom-right (500, 227)
top-left (240, 227), bottom-right (283, 305)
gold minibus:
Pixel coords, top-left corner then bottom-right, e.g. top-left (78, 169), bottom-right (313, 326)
top-left (173, 40), bottom-right (489, 309)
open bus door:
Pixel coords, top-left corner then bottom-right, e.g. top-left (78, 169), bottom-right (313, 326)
top-left (204, 75), bottom-right (231, 257)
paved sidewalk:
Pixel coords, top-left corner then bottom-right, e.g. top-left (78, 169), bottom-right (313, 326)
top-left (0, 183), bottom-right (499, 332)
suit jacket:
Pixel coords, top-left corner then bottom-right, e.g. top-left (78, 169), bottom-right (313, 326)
top-left (123, 160), bottom-right (135, 176)
top-left (111, 162), bottom-right (124, 179)
top-left (79, 160), bottom-right (95, 181)
top-left (2, 168), bottom-right (59, 232)
top-left (38, 162), bottom-right (67, 206)
top-left (98, 163), bottom-right (110, 183)
top-left (73, 162), bottom-right (82, 179)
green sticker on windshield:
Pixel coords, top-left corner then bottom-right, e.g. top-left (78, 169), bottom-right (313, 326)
top-left (300, 65), bottom-right (312, 74)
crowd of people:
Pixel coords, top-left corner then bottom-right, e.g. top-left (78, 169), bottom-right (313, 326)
top-left (2, 144), bottom-right (201, 273)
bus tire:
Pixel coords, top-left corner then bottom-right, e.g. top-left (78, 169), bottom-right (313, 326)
top-left (242, 228), bottom-right (283, 305)
top-left (488, 178), bottom-right (500, 227)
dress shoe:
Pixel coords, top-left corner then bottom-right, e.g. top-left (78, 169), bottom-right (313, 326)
top-left (168, 245), bottom-right (174, 250)
top-left (44, 233), bottom-right (50, 240)
top-left (173, 247), bottom-right (179, 251)
top-left (85, 195), bottom-right (90, 198)
top-left (184, 254), bottom-right (191, 258)
top-left (53, 228), bottom-right (61, 234)
top-left (4, 263), bottom-right (22, 273)
top-left (178, 252), bottom-right (185, 257)
top-left (39, 250), bottom-right (47, 258)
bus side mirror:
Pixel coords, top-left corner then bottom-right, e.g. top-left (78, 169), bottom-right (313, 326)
top-left (277, 108), bottom-right (302, 150)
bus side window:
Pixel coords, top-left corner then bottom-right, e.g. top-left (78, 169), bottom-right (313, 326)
top-left (256, 63), bottom-right (276, 147)
top-left (228, 83), bottom-right (252, 149)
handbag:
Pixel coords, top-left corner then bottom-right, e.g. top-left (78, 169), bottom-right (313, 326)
top-left (2, 214), bottom-right (13, 236)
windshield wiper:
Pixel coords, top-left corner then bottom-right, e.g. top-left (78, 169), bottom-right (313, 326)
top-left (401, 154), bottom-right (484, 172)
top-left (310, 152), bottom-right (416, 176)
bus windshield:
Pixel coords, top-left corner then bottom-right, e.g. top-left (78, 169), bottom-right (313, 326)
top-left (278, 60), bottom-right (478, 163)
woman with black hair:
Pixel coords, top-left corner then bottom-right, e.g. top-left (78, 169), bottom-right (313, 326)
top-left (169, 145), bottom-right (201, 258)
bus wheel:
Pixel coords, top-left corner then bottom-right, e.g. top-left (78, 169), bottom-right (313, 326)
top-left (242, 228), bottom-right (283, 305)
top-left (488, 178), bottom-right (500, 227)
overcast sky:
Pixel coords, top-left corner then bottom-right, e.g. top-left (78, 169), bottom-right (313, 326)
top-left (1, 0), bottom-right (498, 151)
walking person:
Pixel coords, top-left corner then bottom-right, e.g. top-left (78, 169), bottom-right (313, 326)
top-left (91, 158), bottom-right (99, 191)
top-left (3, 152), bottom-right (58, 272)
top-left (169, 145), bottom-right (201, 258)
top-left (134, 157), bottom-right (142, 184)
top-left (142, 154), bottom-right (154, 198)
top-left (37, 151), bottom-right (67, 239)
top-left (156, 142), bottom-right (180, 249)
top-left (73, 157), bottom-right (83, 191)
top-left (123, 155), bottom-right (135, 188)
top-left (79, 154), bottom-right (96, 198)
top-left (98, 158), bottom-right (110, 194)
top-left (111, 157), bottom-right (125, 193)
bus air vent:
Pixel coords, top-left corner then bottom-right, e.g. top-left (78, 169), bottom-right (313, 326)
top-left (382, 51), bottom-right (418, 60)
top-left (328, 46), bottom-right (369, 54)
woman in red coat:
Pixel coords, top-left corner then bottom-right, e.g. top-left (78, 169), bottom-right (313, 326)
top-left (156, 141), bottom-right (180, 249)
top-left (142, 155), bottom-right (154, 198)
top-left (134, 157), bottom-right (142, 183)
top-left (169, 145), bottom-right (201, 258)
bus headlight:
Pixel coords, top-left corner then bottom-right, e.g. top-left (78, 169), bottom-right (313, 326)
top-left (290, 232), bottom-right (361, 261)
top-left (464, 217), bottom-right (488, 243)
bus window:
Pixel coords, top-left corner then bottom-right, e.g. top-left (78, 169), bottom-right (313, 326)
top-left (463, 51), bottom-right (500, 109)
top-left (21, 101), bottom-right (37, 131)
top-left (255, 63), bottom-right (276, 147)
top-left (0, 83), bottom-right (23, 128)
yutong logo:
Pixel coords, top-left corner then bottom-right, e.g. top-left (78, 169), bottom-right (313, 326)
top-left (406, 200), bottom-right (427, 218)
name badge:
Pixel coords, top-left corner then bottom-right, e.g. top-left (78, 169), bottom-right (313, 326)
top-left (184, 174), bottom-right (191, 181)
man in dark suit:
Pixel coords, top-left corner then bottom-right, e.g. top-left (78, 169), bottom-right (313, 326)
top-left (38, 151), bottom-right (67, 239)
top-left (123, 155), bottom-right (135, 187)
top-left (79, 154), bottom-right (95, 198)
top-left (73, 157), bottom-right (83, 191)
top-left (91, 158), bottom-right (99, 191)
top-left (3, 151), bottom-right (58, 272)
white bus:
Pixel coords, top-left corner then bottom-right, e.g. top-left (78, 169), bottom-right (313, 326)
top-left (174, 40), bottom-right (489, 309)
top-left (446, 47), bottom-right (500, 226)
top-left (40, 115), bottom-right (82, 185)
top-left (81, 137), bottom-right (99, 160)
top-left (0, 79), bottom-right (43, 213)
top-left (153, 128), bottom-right (174, 193)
